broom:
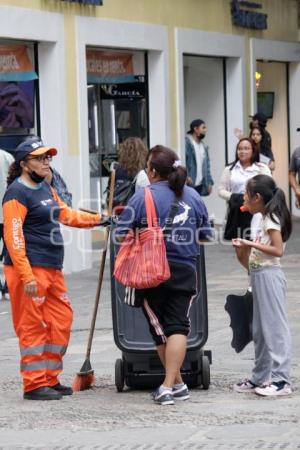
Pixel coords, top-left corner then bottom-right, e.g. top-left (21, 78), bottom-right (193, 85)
top-left (72, 170), bottom-right (116, 391)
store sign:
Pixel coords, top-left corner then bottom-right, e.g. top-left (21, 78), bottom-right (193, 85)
top-left (0, 45), bottom-right (37, 81)
top-left (86, 50), bottom-right (135, 83)
top-left (60, 0), bottom-right (102, 5)
top-left (231, 0), bottom-right (267, 30)
top-left (100, 82), bottom-right (146, 99)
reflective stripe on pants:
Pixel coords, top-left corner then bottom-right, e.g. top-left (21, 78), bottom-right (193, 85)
top-left (4, 266), bottom-right (73, 392)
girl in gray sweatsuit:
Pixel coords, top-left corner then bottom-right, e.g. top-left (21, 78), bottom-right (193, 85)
top-left (232, 174), bottom-right (292, 397)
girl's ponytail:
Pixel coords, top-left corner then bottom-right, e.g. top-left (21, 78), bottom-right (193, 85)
top-left (265, 187), bottom-right (292, 242)
top-left (247, 175), bottom-right (292, 242)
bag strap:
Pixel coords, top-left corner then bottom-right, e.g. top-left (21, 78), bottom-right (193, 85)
top-left (144, 187), bottom-right (179, 233)
top-left (144, 187), bottom-right (157, 228)
top-left (163, 199), bottom-right (179, 237)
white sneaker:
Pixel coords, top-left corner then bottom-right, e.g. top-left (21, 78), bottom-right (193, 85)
top-left (151, 386), bottom-right (174, 405)
top-left (255, 381), bottom-right (292, 397)
top-left (172, 383), bottom-right (190, 401)
top-left (4, 292), bottom-right (10, 301)
top-left (233, 379), bottom-right (257, 393)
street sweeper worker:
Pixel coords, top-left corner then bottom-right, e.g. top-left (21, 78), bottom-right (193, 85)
top-left (2, 136), bottom-right (101, 401)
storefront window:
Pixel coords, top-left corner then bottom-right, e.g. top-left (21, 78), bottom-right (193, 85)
top-left (0, 42), bottom-right (38, 151)
top-left (86, 48), bottom-right (148, 212)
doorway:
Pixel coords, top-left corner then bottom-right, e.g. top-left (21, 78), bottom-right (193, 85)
top-left (87, 48), bottom-right (148, 213)
top-left (183, 55), bottom-right (227, 223)
top-left (256, 61), bottom-right (289, 201)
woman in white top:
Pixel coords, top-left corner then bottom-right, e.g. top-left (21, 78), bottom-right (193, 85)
top-left (218, 137), bottom-right (271, 267)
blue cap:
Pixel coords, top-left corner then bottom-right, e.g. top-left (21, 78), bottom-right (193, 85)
top-left (12, 136), bottom-right (57, 163)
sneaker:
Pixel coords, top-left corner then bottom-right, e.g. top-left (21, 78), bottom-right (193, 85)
top-left (3, 292), bottom-right (10, 301)
top-left (172, 383), bottom-right (190, 401)
top-left (151, 386), bottom-right (174, 405)
top-left (255, 381), bottom-right (292, 397)
top-left (233, 379), bottom-right (257, 393)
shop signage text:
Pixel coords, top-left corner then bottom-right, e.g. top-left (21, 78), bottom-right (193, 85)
top-left (231, 0), bottom-right (267, 30)
top-left (86, 50), bottom-right (134, 83)
top-left (60, 0), bottom-right (102, 5)
top-left (0, 45), bottom-right (37, 81)
top-left (100, 82), bottom-right (145, 99)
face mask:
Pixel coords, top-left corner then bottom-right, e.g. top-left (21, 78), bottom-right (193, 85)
top-left (199, 133), bottom-right (206, 140)
top-left (29, 171), bottom-right (46, 183)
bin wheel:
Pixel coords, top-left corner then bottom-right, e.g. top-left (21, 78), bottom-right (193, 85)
top-left (201, 355), bottom-right (210, 390)
top-left (115, 358), bottom-right (124, 392)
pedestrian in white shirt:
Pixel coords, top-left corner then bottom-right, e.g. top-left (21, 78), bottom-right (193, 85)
top-left (218, 138), bottom-right (271, 269)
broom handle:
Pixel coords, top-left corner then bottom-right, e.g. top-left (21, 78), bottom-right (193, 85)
top-left (107, 169), bottom-right (116, 217)
top-left (85, 229), bottom-right (109, 359)
top-left (84, 169), bottom-right (116, 359)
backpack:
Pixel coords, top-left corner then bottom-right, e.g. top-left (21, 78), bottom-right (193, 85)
top-left (106, 171), bottom-right (137, 208)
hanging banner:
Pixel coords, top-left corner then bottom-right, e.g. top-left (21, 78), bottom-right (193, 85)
top-left (0, 45), bottom-right (37, 82)
top-left (86, 50), bottom-right (135, 84)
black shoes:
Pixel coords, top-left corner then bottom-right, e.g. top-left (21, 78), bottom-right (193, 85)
top-left (24, 386), bottom-right (62, 401)
top-left (52, 383), bottom-right (73, 396)
top-left (23, 383), bottom-right (73, 400)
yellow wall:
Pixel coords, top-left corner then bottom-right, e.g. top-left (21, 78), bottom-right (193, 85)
top-left (1, 0), bottom-right (298, 151)
top-left (1, 0), bottom-right (297, 40)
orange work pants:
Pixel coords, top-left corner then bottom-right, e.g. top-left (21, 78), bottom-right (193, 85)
top-left (4, 266), bottom-right (73, 392)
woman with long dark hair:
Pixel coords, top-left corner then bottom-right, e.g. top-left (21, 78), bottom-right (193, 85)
top-left (250, 126), bottom-right (275, 171)
top-left (117, 145), bottom-right (211, 405)
top-left (218, 137), bottom-right (271, 269)
top-left (232, 175), bottom-right (292, 397)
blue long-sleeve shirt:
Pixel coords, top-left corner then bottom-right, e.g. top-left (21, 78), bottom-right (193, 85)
top-left (116, 181), bottom-right (211, 269)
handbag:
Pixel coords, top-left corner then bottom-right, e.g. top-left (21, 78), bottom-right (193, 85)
top-left (114, 187), bottom-right (173, 289)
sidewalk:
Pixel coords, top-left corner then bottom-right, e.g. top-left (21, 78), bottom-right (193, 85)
top-left (0, 219), bottom-right (299, 449)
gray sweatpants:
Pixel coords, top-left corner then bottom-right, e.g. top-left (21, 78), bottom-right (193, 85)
top-left (250, 266), bottom-right (291, 386)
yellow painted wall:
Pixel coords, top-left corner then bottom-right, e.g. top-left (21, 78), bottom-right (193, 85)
top-left (1, 0), bottom-right (298, 151)
top-left (1, 0), bottom-right (297, 40)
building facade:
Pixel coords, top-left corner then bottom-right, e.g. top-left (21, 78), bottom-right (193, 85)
top-left (0, 0), bottom-right (299, 272)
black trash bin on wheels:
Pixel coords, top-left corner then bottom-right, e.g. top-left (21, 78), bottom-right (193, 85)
top-left (110, 226), bottom-right (211, 392)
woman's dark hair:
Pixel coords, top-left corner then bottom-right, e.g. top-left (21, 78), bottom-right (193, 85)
top-left (148, 145), bottom-right (187, 197)
top-left (230, 137), bottom-right (259, 169)
top-left (250, 126), bottom-right (271, 156)
top-left (7, 161), bottom-right (22, 186)
top-left (249, 126), bottom-right (263, 142)
top-left (246, 174), bottom-right (292, 242)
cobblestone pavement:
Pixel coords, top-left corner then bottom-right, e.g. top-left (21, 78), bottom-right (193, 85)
top-left (0, 220), bottom-right (299, 449)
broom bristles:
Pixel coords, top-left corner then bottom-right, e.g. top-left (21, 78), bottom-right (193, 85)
top-left (72, 373), bottom-right (95, 392)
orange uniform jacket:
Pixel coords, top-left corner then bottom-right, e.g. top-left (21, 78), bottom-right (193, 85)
top-left (3, 178), bottom-right (101, 283)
